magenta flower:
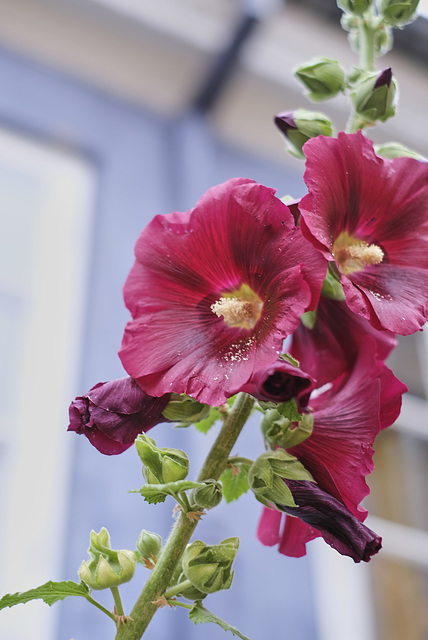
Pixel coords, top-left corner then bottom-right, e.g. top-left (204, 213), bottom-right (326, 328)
top-left (119, 178), bottom-right (327, 406)
top-left (68, 377), bottom-right (170, 455)
top-left (299, 131), bottom-right (428, 334)
top-left (257, 339), bottom-right (407, 559)
top-left (238, 359), bottom-right (315, 411)
top-left (290, 294), bottom-right (396, 386)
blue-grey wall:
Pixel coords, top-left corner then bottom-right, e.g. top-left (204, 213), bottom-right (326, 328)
top-left (0, 46), bottom-right (317, 640)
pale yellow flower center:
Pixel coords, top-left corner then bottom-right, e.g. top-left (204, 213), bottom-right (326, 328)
top-left (211, 283), bottom-right (263, 330)
top-left (333, 231), bottom-right (384, 276)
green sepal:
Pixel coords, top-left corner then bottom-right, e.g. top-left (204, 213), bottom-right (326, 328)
top-left (375, 141), bottom-right (425, 160)
top-left (0, 580), bottom-right (90, 610)
top-left (182, 538), bottom-right (239, 595)
top-left (278, 352), bottom-right (300, 368)
top-left (321, 264), bottom-right (346, 300)
top-left (300, 310), bottom-right (317, 330)
top-left (163, 394), bottom-right (210, 427)
top-left (249, 450), bottom-right (315, 508)
top-left (262, 408), bottom-right (314, 449)
top-left (135, 433), bottom-right (189, 483)
top-left (189, 600), bottom-right (251, 640)
top-left (133, 480), bottom-right (207, 504)
top-left (220, 462), bottom-right (251, 503)
top-left (192, 479), bottom-right (223, 509)
top-left (136, 529), bottom-right (162, 560)
top-left (294, 57), bottom-right (346, 101)
top-left (194, 406), bottom-right (222, 434)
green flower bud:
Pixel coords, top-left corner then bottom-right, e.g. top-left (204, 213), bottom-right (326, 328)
top-left (351, 68), bottom-right (397, 124)
top-left (294, 58), bottom-right (346, 101)
top-left (374, 141), bottom-right (425, 160)
top-left (162, 394), bottom-right (210, 427)
top-left (337, 0), bottom-right (374, 15)
top-left (136, 529), bottom-right (162, 561)
top-left (192, 479), bottom-right (223, 509)
top-left (248, 450), bottom-right (314, 508)
top-left (78, 527), bottom-right (136, 590)
top-left (181, 537), bottom-right (239, 595)
top-left (173, 571), bottom-right (208, 600)
top-left (274, 109), bottom-right (333, 159)
top-left (379, 0), bottom-right (420, 26)
top-left (262, 409), bottom-right (314, 449)
top-left (135, 433), bottom-right (189, 483)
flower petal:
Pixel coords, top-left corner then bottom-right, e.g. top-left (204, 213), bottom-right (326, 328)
top-left (299, 131), bottom-right (428, 334)
top-left (120, 178), bottom-right (326, 405)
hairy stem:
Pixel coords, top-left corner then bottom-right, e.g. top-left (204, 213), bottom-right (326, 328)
top-left (114, 392), bottom-right (255, 640)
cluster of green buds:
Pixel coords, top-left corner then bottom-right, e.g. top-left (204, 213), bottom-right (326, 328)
top-left (135, 433), bottom-right (189, 484)
top-left (78, 528), bottom-right (136, 590)
top-left (248, 450), bottom-right (314, 508)
top-left (277, 0), bottom-right (421, 156)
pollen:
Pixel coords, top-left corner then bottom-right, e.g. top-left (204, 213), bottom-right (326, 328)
top-left (211, 283), bottom-right (263, 330)
top-left (333, 231), bottom-right (384, 276)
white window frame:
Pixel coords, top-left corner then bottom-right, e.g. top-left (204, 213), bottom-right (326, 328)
top-left (0, 127), bottom-right (95, 640)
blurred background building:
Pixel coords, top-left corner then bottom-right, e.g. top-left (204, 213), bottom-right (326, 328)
top-left (0, 1), bottom-right (427, 639)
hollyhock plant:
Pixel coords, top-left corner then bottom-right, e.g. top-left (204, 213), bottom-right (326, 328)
top-left (119, 178), bottom-right (327, 406)
top-left (257, 338), bottom-right (407, 560)
top-left (298, 130), bottom-right (428, 335)
top-left (290, 294), bottom-right (397, 386)
top-left (68, 377), bottom-right (170, 455)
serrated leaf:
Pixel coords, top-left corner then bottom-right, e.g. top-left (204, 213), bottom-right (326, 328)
top-left (0, 580), bottom-right (90, 610)
top-left (136, 480), bottom-right (207, 504)
top-left (189, 601), bottom-right (251, 640)
top-left (194, 407), bottom-right (221, 434)
top-left (220, 464), bottom-right (250, 503)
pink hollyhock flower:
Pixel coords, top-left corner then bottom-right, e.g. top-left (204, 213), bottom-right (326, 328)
top-left (68, 377), bottom-right (170, 455)
top-left (238, 359), bottom-right (315, 411)
top-left (290, 294), bottom-right (396, 386)
top-left (119, 178), bottom-right (327, 406)
top-left (299, 131), bottom-right (428, 335)
top-left (257, 339), bottom-right (407, 560)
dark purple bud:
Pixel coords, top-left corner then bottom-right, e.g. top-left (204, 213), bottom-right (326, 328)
top-left (374, 67), bottom-right (392, 88)
top-left (274, 112), bottom-right (297, 136)
top-left (239, 360), bottom-right (315, 410)
top-left (68, 377), bottom-right (170, 455)
top-left (279, 480), bottom-right (382, 562)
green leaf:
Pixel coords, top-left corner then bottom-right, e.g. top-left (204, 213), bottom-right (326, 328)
top-left (194, 407), bottom-right (221, 434)
top-left (189, 601), bottom-right (251, 640)
top-left (220, 463), bottom-right (250, 503)
top-left (134, 480), bottom-right (207, 504)
top-left (0, 580), bottom-right (90, 610)
top-left (277, 399), bottom-right (302, 422)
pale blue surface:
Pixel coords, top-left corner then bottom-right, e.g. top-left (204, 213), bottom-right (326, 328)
top-left (0, 46), bottom-right (317, 640)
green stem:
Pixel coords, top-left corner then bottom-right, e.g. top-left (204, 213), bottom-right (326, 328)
top-left (114, 392), bottom-right (255, 640)
top-left (359, 18), bottom-right (376, 71)
top-left (85, 593), bottom-right (117, 622)
top-left (111, 587), bottom-right (125, 617)
top-left (164, 579), bottom-right (193, 600)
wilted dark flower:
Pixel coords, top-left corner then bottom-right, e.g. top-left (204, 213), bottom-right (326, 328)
top-left (68, 377), bottom-right (170, 455)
